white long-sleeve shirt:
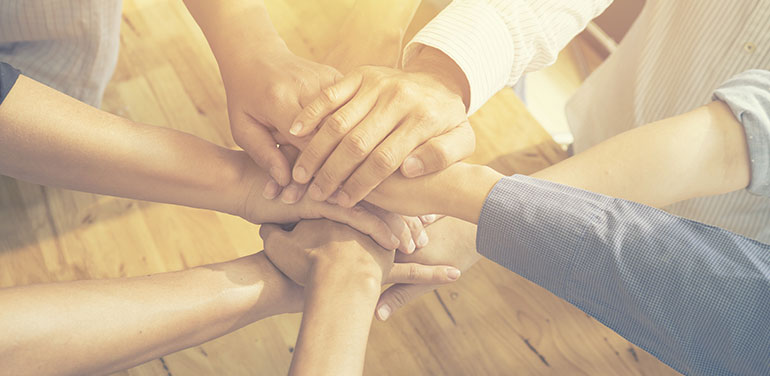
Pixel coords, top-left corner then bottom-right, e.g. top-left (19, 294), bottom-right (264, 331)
top-left (405, 0), bottom-right (770, 242)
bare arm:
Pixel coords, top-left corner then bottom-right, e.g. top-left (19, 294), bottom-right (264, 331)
top-left (369, 100), bottom-right (751, 222)
top-left (0, 75), bottom-right (402, 249)
top-left (0, 253), bottom-right (302, 376)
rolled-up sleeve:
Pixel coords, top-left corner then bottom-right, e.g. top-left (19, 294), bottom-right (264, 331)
top-left (403, 0), bottom-right (611, 114)
top-left (0, 62), bottom-right (21, 107)
top-left (477, 174), bottom-right (770, 376)
top-left (713, 69), bottom-right (770, 197)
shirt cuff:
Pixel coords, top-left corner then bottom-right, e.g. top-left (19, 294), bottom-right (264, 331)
top-left (476, 174), bottom-right (610, 298)
top-left (402, 0), bottom-right (514, 115)
top-left (0, 62), bottom-right (21, 107)
top-left (713, 69), bottom-right (770, 197)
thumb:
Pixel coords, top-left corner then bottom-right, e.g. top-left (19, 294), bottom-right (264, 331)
top-left (400, 121), bottom-right (476, 178)
top-left (375, 283), bottom-right (439, 321)
top-left (386, 263), bottom-right (460, 285)
top-left (258, 223), bottom-right (286, 245)
top-left (232, 114), bottom-right (292, 186)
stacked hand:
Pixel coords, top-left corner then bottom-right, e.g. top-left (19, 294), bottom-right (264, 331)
top-left (260, 220), bottom-right (461, 287)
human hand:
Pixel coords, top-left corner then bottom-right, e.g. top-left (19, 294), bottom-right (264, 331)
top-left (248, 145), bottom-right (430, 253)
top-left (219, 41), bottom-right (341, 196)
top-left (260, 220), bottom-right (461, 287)
top-left (374, 216), bottom-right (481, 321)
top-left (288, 47), bottom-right (473, 208)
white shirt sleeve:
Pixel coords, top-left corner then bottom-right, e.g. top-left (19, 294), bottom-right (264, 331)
top-left (403, 0), bottom-right (612, 114)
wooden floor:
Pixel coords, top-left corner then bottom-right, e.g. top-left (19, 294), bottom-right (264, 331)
top-left (0, 1), bottom-right (679, 375)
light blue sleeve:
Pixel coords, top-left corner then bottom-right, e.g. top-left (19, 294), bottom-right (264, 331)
top-left (477, 175), bottom-right (770, 376)
top-left (713, 69), bottom-right (770, 197)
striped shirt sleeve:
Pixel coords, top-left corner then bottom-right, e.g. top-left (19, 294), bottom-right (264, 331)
top-left (403, 0), bottom-right (612, 114)
top-left (713, 69), bottom-right (770, 197)
top-left (0, 62), bottom-right (20, 106)
top-left (476, 174), bottom-right (770, 375)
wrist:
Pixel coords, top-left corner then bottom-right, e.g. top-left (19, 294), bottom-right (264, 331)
top-left (310, 250), bottom-right (385, 291)
top-left (405, 45), bottom-right (471, 110)
top-left (439, 164), bottom-right (502, 223)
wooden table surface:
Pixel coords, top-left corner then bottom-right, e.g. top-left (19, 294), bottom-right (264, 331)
top-left (0, 1), bottom-right (678, 375)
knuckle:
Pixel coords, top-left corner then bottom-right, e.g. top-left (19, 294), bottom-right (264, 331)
top-left (265, 82), bottom-right (290, 102)
top-left (325, 112), bottom-right (350, 135)
top-left (407, 265), bottom-right (419, 281)
top-left (372, 148), bottom-right (399, 172)
top-left (388, 288), bottom-right (413, 308)
top-left (321, 85), bottom-right (339, 103)
top-left (315, 167), bottom-right (339, 188)
top-left (392, 80), bottom-right (417, 99)
top-left (405, 217), bottom-right (423, 232)
top-left (343, 133), bottom-right (369, 159)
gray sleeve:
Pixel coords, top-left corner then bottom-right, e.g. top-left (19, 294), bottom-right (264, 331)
top-left (713, 69), bottom-right (770, 197)
top-left (476, 175), bottom-right (770, 376)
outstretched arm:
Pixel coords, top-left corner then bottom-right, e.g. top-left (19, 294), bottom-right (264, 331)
top-left (0, 253), bottom-right (302, 376)
top-left (0, 71), bottom-right (404, 249)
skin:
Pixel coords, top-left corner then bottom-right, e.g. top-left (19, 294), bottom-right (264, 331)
top-left (368, 100), bottom-right (751, 222)
top-left (260, 220), bottom-right (462, 376)
top-left (0, 253), bottom-right (303, 376)
top-left (370, 100), bottom-right (752, 319)
top-left (0, 74), bottom-right (413, 250)
top-left (0, 77), bottom-right (458, 375)
top-left (289, 45), bottom-right (474, 207)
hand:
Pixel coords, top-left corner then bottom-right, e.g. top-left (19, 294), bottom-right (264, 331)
top-left (260, 220), bottom-right (461, 287)
top-left (374, 216), bottom-right (481, 321)
top-left (289, 47), bottom-right (473, 208)
top-left (262, 146), bottom-right (431, 253)
top-left (220, 42), bottom-right (341, 195)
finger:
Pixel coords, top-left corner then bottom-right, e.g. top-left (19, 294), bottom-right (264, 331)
top-left (386, 263), bottom-right (460, 285)
top-left (263, 178), bottom-right (281, 200)
top-left (401, 120), bottom-right (476, 178)
top-left (317, 204), bottom-right (400, 250)
top-left (279, 181), bottom-right (309, 204)
top-left (419, 214), bottom-right (445, 226)
top-left (337, 114), bottom-right (436, 207)
top-left (308, 106), bottom-right (403, 202)
top-left (232, 114), bottom-right (293, 186)
top-left (402, 216), bottom-right (429, 249)
top-left (290, 72), bottom-right (363, 137)
top-left (292, 91), bottom-right (378, 185)
top-left (375, 283), bottom-right (437, 321)
top-left (360, 202), bottom-right (414, 254)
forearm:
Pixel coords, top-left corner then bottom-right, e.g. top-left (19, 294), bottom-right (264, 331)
top-left (0, 75), bottom-right (263, 216)
top-left (290, 260), bottom-right (382, 376)
top-left (531, 101), bottom-right (751, 207)
top-left (424, 101), bottom-right (751, 223)
top-left (182, 0), bottom-right (288, 75)
top-left (0, 253), bottom-right (301, 376)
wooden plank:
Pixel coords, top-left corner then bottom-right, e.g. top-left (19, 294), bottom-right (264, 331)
top-left (0, 0), bottom-right (679, 375)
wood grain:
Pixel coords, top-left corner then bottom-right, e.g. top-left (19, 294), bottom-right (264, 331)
top-left (0, 1), bottom-right (679, 375)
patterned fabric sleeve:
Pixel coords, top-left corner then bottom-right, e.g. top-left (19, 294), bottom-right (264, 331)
top-left (477, 174), bottom-right (770, 375)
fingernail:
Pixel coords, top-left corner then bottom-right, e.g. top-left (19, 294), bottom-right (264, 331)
top-left (308, 183), bottom-right (323, 201)
top-left (377, 304), bottom-right (392, 321)
top-left (447, 268), bottom-right (461, 280)
top-left (390, 234), bottom-right (400, 250)
top-left (269, 166), bottom-right (285, 186)
top-left (421, 214), bottom-right (436, 224)
top-left (280, 184), bottom-right (299, 204)
top-left (337, 190), bottom-right (351, 207)
top-left (289, 122), bottom-right (303, 136)
top-left (294, 166), bottom-right (307, 183)
top-left (262, 179), bottom-right (281, 199)
top-left (407, 239), bottom-right (416, 253)
top-left (403, 156), bottom-right (424, 177)
top-left (416, 231), bottom-right (429, 248)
